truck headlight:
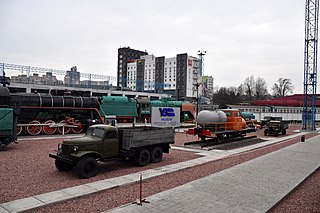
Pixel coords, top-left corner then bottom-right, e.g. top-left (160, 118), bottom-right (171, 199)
top-left (73, 146), bottom-right (79, 152)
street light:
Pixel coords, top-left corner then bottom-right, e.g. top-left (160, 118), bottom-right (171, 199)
top-left (195, 80), bottom-right (202, 117)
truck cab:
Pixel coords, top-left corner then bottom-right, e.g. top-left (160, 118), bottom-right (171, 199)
top-left (85, 125), bottom-right (119, 157)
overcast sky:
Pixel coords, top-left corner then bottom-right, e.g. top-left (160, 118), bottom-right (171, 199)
top-left (0, 0), bottom-right (306, 93)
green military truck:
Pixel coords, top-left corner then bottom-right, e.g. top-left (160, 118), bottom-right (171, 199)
top-left (264, 120), bottom-right (289, 136)
top-left (49, 124), bottom-right (175, 178)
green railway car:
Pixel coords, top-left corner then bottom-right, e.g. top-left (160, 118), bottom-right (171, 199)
top-left (0, 87), bottom-right (20, 150)
top-left (99, 96), bottom-right (194, 123)
top-left (100, 96), bottom-right (137, 122)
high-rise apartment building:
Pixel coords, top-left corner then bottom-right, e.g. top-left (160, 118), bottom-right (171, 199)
top-left (117, 47), bottom-right (148, 88)
top-left (121, 47), bottom-right (200, 100)
top-left (202, 75), bottom-right (214, 97)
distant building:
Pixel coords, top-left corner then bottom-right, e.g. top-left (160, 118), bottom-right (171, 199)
top-left (202, 75), bottom-right (214, 97)
top-left (10, 73), bottom-right (62, 85)
top-left (117, 47), bottom-right (148, 89)
top-left (64, 66), bottom-right (80, 86)
top-left (80, 80), bottom-right (111, 90)
top-left (122, 49), bottom-right (201, 100)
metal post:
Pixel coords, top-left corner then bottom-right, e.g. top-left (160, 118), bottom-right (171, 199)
top-left (196, 83), bottom-right (199, 117)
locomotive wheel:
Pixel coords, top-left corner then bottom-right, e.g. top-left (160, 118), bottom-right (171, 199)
top-left (58, 120), bottom-right (70, 134)
top-left (43, 120), bottom-right (56, 135)
top-left (16, 123), bottom-right (23, 135)
top-left (72, 120), bottom-right (84, 134)
top-left (27, 120), bottom-right (42, 136)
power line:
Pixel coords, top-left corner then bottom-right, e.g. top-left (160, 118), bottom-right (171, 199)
top-left (0, 63), bottom-right (117, 82)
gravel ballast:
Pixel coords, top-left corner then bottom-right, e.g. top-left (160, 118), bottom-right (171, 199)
top-left (2, 124), bottom-right (318, 212)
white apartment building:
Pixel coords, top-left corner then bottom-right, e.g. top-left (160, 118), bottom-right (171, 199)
top-left (126, 54), bottom-right (200, 100)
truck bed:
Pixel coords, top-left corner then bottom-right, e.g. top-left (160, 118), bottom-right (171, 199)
top-left (118, 126), bottom-right (175, 150)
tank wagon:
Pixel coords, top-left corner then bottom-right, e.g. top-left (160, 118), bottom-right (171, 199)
top-left (100, 96), bottom-right (194, 123)
top-left (10, 93), bottom-right (104, 136)
top-left (187, 109), bottom-right (256, 141)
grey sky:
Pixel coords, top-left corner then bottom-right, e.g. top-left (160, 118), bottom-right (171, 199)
top-left (0, 0), bottom-right (306, 93)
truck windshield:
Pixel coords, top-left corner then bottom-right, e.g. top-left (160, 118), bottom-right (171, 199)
top-left (86, 128), bottom-right (105, 138)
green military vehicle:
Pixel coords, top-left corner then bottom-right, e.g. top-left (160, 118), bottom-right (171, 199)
top-left (264, 120), bottom-right (289, 136)
top-left (49, 124), bottom-right (175, 178)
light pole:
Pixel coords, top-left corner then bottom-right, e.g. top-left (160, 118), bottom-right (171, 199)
top-left (197, 50), bottom-right (206, 77)
top-left (196, 83), bottom-right (199, 117)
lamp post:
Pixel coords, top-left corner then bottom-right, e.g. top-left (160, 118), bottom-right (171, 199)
top-left (196, 82), bottom-right (200, 117)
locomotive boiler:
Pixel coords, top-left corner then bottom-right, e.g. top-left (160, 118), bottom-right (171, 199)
top-left (10, 92), bottom-right (104, 135)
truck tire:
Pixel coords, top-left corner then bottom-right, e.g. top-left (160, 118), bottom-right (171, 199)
top-left (135, 148), bottom-right (150, 166)
top-left (76, 157), bottom-right (98, 179)
top-left (282, 129), bottom-right (286, 135)
top-left (55, 160), bottom-right (74, 171)
top-left (150, 146), bottom-right (163, 163)
top-left (264, 129), bottom-right (268, 136)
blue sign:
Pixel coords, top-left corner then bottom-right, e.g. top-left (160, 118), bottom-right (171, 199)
top-left (159, 108), bottom-right (175, 117)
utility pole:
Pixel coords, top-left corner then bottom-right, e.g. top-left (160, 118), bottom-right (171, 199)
top-left (302, 0), bottom-right (319, 130)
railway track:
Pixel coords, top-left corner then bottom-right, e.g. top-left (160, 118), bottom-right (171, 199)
top-left (184, 135), bottom-right (267, 150)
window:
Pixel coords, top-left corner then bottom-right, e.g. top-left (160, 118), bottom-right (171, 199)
top-left (89, 128), bottom-right (105, 138)
top-left (225, 112), bottom-right (231, 117)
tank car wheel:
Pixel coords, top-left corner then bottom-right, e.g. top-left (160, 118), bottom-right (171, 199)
top-left (72, 120), bottom-right (84, 134)
top-left (43, 120), bottom-right (57, 135)
top-left (76, 157), bottom-right (98, 179)
top-left (27, 120), bottom-right (42, 135)
top-left (216, 134), bottom-right (224, 143)
top-left (200, 136), bottom-right (206, 142)
top-left (55, 159), bottom-right (74, 171)
top-left (16, 123), bottom-right (23, 135)
top-left (135, 148), bottom-right (150, 166)
top-left (150, 146), bottom-right (163, 163)
top-left (58, 120), bottom-right (70, 134)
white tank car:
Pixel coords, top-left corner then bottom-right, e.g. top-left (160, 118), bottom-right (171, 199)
top-left (196, 110), bottom-right (227, 127)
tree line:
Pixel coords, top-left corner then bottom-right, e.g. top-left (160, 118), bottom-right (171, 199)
top-left (212, 76), bottom-right (294, 106)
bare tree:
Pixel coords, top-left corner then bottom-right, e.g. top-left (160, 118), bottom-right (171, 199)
top-left (243, 76), bottom-right (255, 100)
top-left (212, 87), bottom-right (241, 107)
top-left (272, 78), bottom-right (294, 97)
top-left (255, 77), bottom-right (269, 100)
